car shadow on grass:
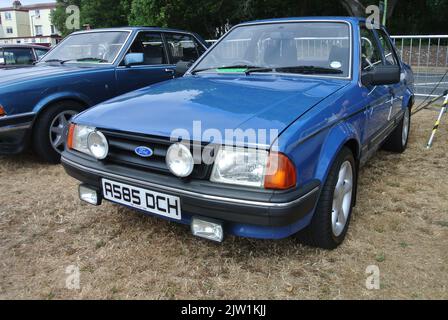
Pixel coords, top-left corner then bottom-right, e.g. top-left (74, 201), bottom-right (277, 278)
top-left (0, 151), bottom-right (52, 168)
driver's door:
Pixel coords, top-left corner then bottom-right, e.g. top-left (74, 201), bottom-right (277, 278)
top-left (360, 26), bottom-right (393, 145)
top-left (115, 32), bottom-right (175, 96)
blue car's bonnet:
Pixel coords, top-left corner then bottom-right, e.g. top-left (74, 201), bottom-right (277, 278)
top-left (75, 75), bottom-right (349, 146)
top-left (0, 64), bottom-right (111, 88)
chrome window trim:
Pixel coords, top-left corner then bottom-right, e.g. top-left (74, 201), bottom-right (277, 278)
top-left (0, 112), bottom-right (35, 121)
top-left (188, 19), bottom-right (354, 80)
top-left (42, 30), bottom-right (133, 66)
top-left (62, 157), bottom-right (319, 208)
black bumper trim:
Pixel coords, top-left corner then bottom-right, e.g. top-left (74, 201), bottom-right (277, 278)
top-left (62, 156), bottom-right (320, 227)
top-left (62, 157), bottom-right (318, 208)
top-left (0, 113), bottom-right (34, 155)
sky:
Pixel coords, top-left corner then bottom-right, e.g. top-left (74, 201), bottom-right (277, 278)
top-left (0, 0), bottom-right (55, 6)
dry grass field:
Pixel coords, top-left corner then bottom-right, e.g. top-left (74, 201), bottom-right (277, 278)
top-left (0, 109), bottom-right (447, 300)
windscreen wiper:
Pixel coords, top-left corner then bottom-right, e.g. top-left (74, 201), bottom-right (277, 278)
top-left (43, 59), bottom-right (65, 64)
top-left (191, 65), bottom-right (263, 75)
top-left (61, 57), bottom-right (108, 64)
top-left (246, 65), bottom-right (343, 75)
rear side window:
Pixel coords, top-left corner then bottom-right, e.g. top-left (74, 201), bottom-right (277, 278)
top-left (360, 27), bottom-right (383, 71)
top-left (128, 32), bottom-right (167, 65)
top-left (377, 29), bottom-right (398, 65)
top-left (1, 47), bottom-right (34, 65)
top-left (164, 33), bottom-right (204, 64)
top-left (35, 48), bottom-right (48, 60)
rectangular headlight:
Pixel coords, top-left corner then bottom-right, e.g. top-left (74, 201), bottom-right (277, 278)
top-left (68, 123), bottom-right (95, 156)
top-left (210, 147), bottom-right (268, 188)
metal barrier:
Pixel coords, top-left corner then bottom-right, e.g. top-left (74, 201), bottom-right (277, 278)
top-left (391, 35), bottom-right (448, 97)
top-left (207, 36), bottom-right (448, 97)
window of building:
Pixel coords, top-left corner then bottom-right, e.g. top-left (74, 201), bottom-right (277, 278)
top-left (35, 25), bottom-right (43, 36)
top-left (6, 27), bottom-right (13, 34)
top-left (5, 12), bottom-right (12, 20)
top-left (35, 10), bottom-right (40, 18)
top-left (51, 25), bottom-right (56, 34)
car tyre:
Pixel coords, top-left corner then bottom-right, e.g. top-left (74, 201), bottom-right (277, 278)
top-left (32, 101), bottom-right (85, 164)
top-left (298, 147), bottom-right (356, 250)
top-left (382, 107), bottom-right (411, 153)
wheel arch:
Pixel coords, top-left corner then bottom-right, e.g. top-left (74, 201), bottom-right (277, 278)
top-left (312, 122), bottom-right (361, 209)
top-left (31, 94), bottom-right (91, 130)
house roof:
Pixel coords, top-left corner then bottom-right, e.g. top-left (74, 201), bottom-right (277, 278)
top-left (0, 2), bottom-right (56, 12)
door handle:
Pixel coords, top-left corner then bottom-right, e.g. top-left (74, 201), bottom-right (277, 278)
top-left (164, 69), bottom-right (175, 74)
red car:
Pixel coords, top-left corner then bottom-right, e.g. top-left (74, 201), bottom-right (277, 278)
top-left (0, 44), bottom-right (49, 68)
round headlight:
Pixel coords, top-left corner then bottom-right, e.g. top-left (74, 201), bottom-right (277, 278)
top-left (87, 130), bottom-right (108, 160)
top-left (166, 143), bottom-right (194, 178)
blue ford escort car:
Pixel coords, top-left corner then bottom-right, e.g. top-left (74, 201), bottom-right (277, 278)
top-left (0, 27), bottom-right (207, 163)
top-left (62, 18), bottom-right (414, 249)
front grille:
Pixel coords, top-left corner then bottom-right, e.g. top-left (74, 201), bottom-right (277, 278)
top-left (101, 130), bottom-right (212, 179)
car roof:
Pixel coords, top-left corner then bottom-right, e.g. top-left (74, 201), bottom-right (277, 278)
top-left (71, 26), bottom-right (197, 35)
top-left (0, 44), bottom-right (50, 49)
top-left (240, 16), bottom-right (366, 25)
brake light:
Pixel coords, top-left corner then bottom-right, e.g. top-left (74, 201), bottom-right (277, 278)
top-left (67, 123), bottom-right (75, 150)
top-left (0, 105), bottom-right (5, 117)
top-left (264, 153), bottom-right (297, 190)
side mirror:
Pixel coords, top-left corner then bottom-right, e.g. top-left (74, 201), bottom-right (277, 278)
top-left (362, 65), bottom-right (401, 86)
top-left (175, 60), bottom-right (193, 77)
top-left (124, 53), bottom-right (144, 67)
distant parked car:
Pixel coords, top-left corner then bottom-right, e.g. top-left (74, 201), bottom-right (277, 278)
top-left (62, 17), bottom-right (414, 249)
top-left (0, 44), bottom-right (49, 68)
top-left (0, 27), bottom-right (208, 162)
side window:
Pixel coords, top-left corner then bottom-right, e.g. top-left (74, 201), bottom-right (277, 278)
top-left (2, 48), bottom-right (34, 65)
top-left (35, 49), bottom-right (48, 60)
top-left (127, 32), bottom-right (167, 65)
top-left (360, 27), bottom-right (382, 71)
top-left (377, 29), bottom-right (398, 65)
top-left (164, 33), bottom-right (203, 64)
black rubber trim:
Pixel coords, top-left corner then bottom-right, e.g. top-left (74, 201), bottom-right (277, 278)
top-left (0, 114), bottom-right (34, 154)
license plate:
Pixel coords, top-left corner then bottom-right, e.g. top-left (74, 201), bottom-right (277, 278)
top-left (102, 179), bottom-right (181, 220)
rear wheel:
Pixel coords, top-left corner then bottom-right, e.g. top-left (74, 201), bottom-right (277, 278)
top-left (298, 147), bottom-right (356, 249)
top-left (32, 101), bottom-right (85, 164)
top-left (382, 107), bottom-right (411, 153)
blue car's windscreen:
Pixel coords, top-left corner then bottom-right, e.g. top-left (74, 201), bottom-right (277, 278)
top-left (41, 31), bottom-right (130, 64)
top-left (194, 22), bottom-right (351, 78)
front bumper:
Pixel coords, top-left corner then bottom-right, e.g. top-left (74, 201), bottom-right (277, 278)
top-left (0, 113), bottom-right (34, 154)
top-left (62, 152), bottom-right (320, 239)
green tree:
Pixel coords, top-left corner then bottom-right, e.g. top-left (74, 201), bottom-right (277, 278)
top-left (81, 0), bottom-right (132, 29)
top-left (51, 0), bottom-right (82, 37)
top-left (53, 0), bottom-right (448, 39)
top-left (51, 0), bottom-right (132, 36)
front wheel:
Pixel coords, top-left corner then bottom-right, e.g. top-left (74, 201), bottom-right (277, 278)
top-left (382, 107), bottom-right (411, 153)
top-left (32, 101), bottom-right (85, 164)
top-left (298, 147), bottom-right (357, 249)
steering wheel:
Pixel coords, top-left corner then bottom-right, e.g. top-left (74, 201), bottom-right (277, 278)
top-left (362, 55), bottom-right (374, 70)
top-left (230, 59), bottom-right (254, 66)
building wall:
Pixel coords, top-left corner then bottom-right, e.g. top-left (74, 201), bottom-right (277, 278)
top-left (15, 10), bottom-right (31, 37)
top-left (0, 10), bottom-right (31, 38)
top-left (0, 21), bottom-right (4, 38)
top-left (29, 8), bottom-right (58, 37)
top-left (0, 3), bottom-right (60, 45)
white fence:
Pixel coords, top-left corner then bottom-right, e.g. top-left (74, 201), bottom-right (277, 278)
top-left (208, 35), bottom-right (448, 97)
